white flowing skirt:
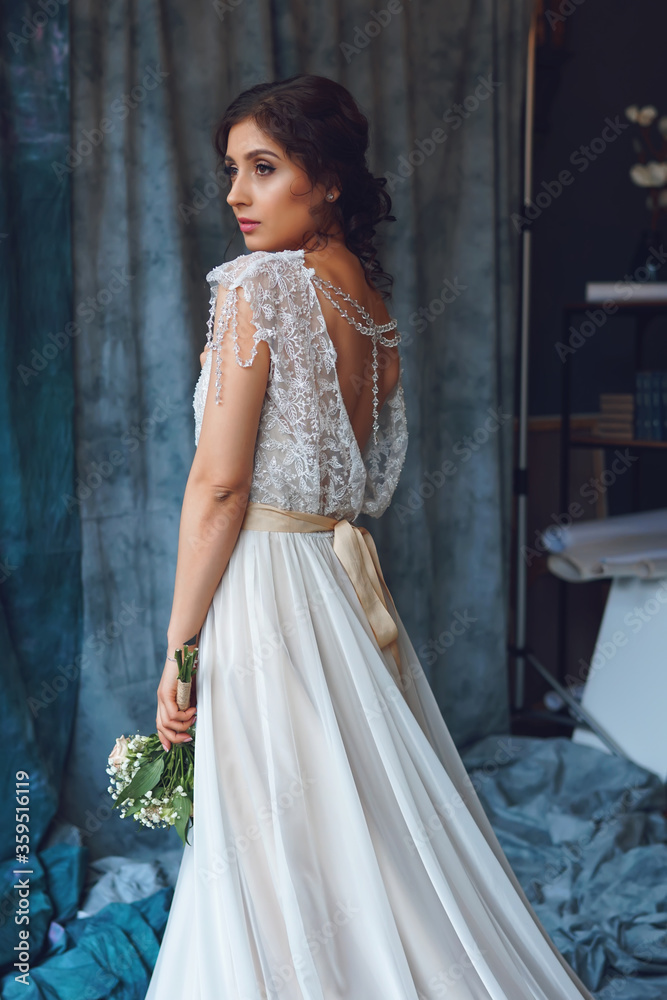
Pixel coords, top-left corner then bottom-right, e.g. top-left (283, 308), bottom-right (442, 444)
top-left (145, 528), bottom-right (595, 1000)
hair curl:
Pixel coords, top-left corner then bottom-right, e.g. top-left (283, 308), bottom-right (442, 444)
top-left (212, 74), bottom-right (396, 299)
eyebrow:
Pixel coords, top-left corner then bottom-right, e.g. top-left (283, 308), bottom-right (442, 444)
top-left (223, 149), bottom-right (281, 163)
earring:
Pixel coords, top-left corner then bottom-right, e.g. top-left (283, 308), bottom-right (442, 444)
top-left (327, 193), bottom-right (334, 201)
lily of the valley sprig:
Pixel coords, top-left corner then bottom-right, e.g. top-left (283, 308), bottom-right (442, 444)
top-left (625, 104), bottom-right (667, 225)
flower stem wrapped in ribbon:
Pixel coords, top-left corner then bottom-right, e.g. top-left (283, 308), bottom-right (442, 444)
top-left (175, 643), bottom-right (198, 710)
top-left (106, 645), bottom-right (198, 845)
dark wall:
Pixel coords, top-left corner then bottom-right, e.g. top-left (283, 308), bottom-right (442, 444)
top-left (529, 0), bottom-right (667, 423)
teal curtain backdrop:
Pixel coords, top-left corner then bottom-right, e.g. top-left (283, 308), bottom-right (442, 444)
top-left (0, 5), bottom-right (81, 862)
top-left (54, 0), bottom-right (531, 858)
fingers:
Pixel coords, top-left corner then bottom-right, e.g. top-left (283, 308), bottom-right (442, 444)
top-left (156, 702), bottom-right (197, 753)
top-left (157, 727), bottom-right (171, 753)
top-left (164, 707), bottom-right (196, 728)
top-left (156, 718), bottom-right (193, 746)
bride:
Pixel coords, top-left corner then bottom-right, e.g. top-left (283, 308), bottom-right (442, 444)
top-left (146, 74), bottom-right (595, 1000)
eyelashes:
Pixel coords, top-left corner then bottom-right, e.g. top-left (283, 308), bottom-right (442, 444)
top-left (223, 162), bottom-right (276, 180)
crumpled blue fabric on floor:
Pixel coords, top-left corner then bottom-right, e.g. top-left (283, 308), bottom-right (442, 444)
top-left (0, 888), bottom-right (172, 1000)
top-left (0, 844), bottom-right (87, 972)
top-left (460, 735), bottom-right (667, 998)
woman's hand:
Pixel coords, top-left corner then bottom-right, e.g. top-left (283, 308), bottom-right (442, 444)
top-left (156, 657), bottom-right (197, 753)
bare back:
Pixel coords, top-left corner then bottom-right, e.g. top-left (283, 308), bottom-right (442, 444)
top-left (303, 247), bottom-right (400, 457)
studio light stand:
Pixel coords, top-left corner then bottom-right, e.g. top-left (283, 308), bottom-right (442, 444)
top-left (509, 3), bottom-right (625, 759)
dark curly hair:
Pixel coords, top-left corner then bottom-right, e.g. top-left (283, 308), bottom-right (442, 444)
top-left (212, 74), bottom-right (396, 299)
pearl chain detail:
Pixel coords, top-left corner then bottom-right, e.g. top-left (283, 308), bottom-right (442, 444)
top-left (310, 275), bottom-right (400, 445)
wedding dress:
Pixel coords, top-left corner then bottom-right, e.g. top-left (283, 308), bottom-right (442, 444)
top-left (145, 248), bottom-right (596, 1000)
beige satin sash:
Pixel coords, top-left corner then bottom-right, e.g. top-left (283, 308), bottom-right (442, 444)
top-left (240, 501), bottom-right (404, 689)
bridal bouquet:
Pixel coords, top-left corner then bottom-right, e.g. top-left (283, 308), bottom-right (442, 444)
top-left (106, 644), bottom-right (198, 845)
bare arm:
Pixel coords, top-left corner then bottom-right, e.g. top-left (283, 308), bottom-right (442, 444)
top-left (156, 283), bottom-right (270, 750)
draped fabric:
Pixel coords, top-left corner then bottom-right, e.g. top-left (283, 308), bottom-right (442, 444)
top-left (60, 0), bottom-right (531, 859)
top-left (0, 4), bottom-right (81, 863)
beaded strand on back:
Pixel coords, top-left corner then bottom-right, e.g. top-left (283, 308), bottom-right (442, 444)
top-left (309, 274), bottom-right (401, 445)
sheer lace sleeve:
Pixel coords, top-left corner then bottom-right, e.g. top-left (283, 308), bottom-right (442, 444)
top-left (204, 253), bottom-right (284, 404)
top-left (359, 368), bottom-right (409, 517)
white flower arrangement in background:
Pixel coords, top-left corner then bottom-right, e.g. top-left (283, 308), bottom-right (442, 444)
top-left (625, 105), bottom-right (667, 218)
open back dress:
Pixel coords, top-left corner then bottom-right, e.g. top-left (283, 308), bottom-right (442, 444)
top-left (145, 248), bottom-right (596, 1000)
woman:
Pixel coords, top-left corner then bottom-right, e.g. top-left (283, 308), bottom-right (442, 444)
top-left (146, 74), bottom-right (595, 1000)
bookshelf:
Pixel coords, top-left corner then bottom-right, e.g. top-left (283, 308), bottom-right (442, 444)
top-left (559, 299), bottom-right (667, 514)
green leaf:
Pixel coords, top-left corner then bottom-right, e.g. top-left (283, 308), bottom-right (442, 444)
top-left (114, 756), bottom-right (165, 809)
top-left (173, 794), bottom-right (192, 846)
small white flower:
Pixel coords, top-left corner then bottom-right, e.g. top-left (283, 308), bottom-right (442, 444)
top-left (625, 105), bottom-right (639, 122)
top-left (630, 161), bottom-right (667, 187)
top-left (637, 105), bottom-right (658, 127)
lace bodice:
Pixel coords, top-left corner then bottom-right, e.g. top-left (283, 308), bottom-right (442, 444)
top-left (192, 248), bottom-right (408, 520)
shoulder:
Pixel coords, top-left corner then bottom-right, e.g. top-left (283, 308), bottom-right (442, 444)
top-left (206, 248), bottom-right (308, 293)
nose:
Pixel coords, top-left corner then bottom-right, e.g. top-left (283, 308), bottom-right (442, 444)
top-left (226, 175), bottom-right (249, 209)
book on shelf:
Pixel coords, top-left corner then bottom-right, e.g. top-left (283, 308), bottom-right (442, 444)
top-left (594, 419), bottom-right (634, 431)
top-left (633, 370), bottom-right (667, 441)
top-left (599, 393), bottom-right (634, 412)
top-left (592, 428), bottom-right (634, 440)
top-left (594, 392), bottom-right (634, 439)
top-left (586, 281), bottom-right (667, 303)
